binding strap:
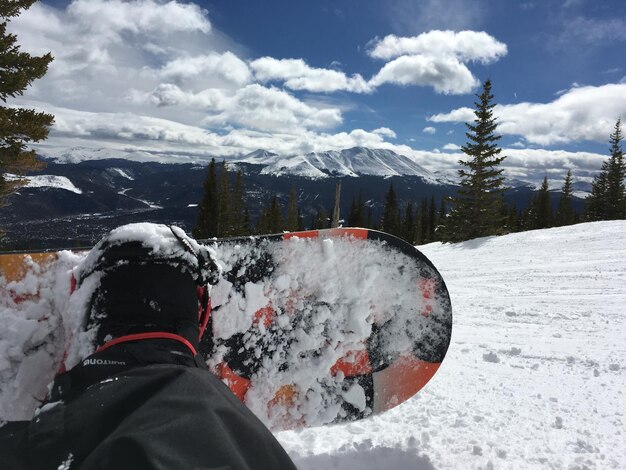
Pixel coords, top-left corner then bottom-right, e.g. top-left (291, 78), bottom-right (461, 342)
top-left (95, 332), bottom-right (198, 356)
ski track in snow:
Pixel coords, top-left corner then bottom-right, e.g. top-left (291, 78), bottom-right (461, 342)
top-left (0, 221), bottom-right (624, 469)
top-left (281, 221), bottom-right (626, 470)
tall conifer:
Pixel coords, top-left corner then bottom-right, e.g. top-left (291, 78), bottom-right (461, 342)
top-left (381, 183), bottom-right (400, 236)
top-left (586, 118), bottom-right (626, 220)
top-left (193, 159), bottom-right (218, 239)
top-left (0, 1), bottom-right (54, 206)
top-left (441, 79), bottom-right (507, 242)
top-left (555, 170), bottom-right (575, 226)
top-left (285, 186), bottom-right (299, 232)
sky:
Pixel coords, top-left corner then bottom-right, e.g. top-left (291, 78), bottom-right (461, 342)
top-left (8, 0), bottom-right (626, 186)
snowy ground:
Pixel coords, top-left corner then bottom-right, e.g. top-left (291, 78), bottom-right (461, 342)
top-left (281, 221), bottom-right (625, 470)
top-left (1, 221), bottom-right (624, 469)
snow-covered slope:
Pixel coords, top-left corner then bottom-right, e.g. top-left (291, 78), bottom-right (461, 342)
top-left (5, 174), bottom-right (82, 194)
top-left (1, 221), bottom-right (624, 469)
top-left (241, 147), bottom-right (441, 182)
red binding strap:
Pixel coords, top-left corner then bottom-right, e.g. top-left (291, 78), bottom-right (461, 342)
top-left (95, 332), bottom-right (198, 356)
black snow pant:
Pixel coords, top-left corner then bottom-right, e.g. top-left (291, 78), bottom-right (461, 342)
top-left (0, 339), bottom-right (297, 470)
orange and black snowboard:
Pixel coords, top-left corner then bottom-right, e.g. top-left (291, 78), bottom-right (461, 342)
top-left (0, 228), bottom-right (452, 431)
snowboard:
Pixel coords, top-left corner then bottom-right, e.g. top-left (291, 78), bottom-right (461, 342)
top-left (0, 227), bottom-right (452, 431)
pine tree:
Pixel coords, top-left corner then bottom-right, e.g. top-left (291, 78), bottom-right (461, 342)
top-left (347, 191), bottom-right (367, 227)
top-left (380, 183), bottom-right (400, 236)
top-left (441, 79), bottom-right (507, 242)
top-left (0, 1), bottom-right (54, 206)
top-left (419, 198), bottom-right (429, 243)
top-left (257, 195), bottom-right (283, 233)
top-left (401, 201), bottom-right (415, 244)
top-left (586, 119), bottom-right (626, 221)
top-left (534, 176), bottom-right (552, 229)
top-left (435, 196), bottom-right (447, 240)
top-left (285, 186), bottom-right (299, 232)
top-left (555, 170), bottom-right (575, 226)
top-left (216, 161), bottom-right (234, 236)
top-left (312, 207), bottom-right (329, 230)
top-left (231, 170), bottom-right (249, 236)
top-left (585, 169), bottom-right (608, 221)
top-left (428, 195), bottom-right (436, 242)
top-left (193, 159), bottom-right (218, 239)
top-left (506, 202), bottom-right (520, 232)
top-left (605, 118), bottom-right (625, 219)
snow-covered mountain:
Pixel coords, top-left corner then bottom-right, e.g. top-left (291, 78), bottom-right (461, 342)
top-left (1, 221), bottom-right (624, 469)
top-left (241, 147), bottom-right (441, 183)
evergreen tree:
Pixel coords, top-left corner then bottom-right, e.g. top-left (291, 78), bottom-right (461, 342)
top-left (193, 159), bottom-right (218, 239)
top-left (441, 80), bottom-right (507, 242)
top-left (419, 198), bottom-right (429, 243)
top-left (380, 183), bottom-right (400, 236)
top-left (257, 195), bottom-right (283, 233)
top-left (605, 118), bottom-right (626, 219)
top-left (585, 169), bottom-right (608, 221)
top-left (285, 186), bottom-right (299, 232)
top-left (428, 195), bottom-right (437, 242)
top-left (231, 169), bottom-right (249, 236)
top-left (347, 191), bottom-right (367, 227)
top-left (586, 118), bottom-right (626, 220)
top-left (217, 160), bottom-right (233, 236)
top-left (506, 202), bottom-right (520, 232)
top-left (435, 196), bottom-right (447, 241)
top-left (534, 176), bottom-right (552, 229)
top-left (555, 170), bottom-right (575, 226)
top-left (0, 1), bottom-right (54, 206)
top-left (312, 207), bottom-right (329, 229)
top-left (402, 201), bottom-right (415, 244)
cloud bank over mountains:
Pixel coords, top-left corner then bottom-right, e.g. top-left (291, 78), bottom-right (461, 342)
top-left (9, 0), bottom-right (626, 185)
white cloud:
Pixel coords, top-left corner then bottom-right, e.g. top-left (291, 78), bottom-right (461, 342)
top-left (496, 84), bottom-right (626, 144)
top-left (200, 85), bottom-right (343, 132)
top-left (423, 126), bottom-right (437, 134)
top-left (159, 52), bottom-right (251, 86)
top-left (429, 107), bottom-right (475, 123)
top-left (366, 31), bottom-right (505, 95)
top-left (250, 57), bottom-right (371, 93)
top-left (8, 1), bottom-right (347, 137)
top-left (130, 84), bottom-right (228, 110)
top-left (368, 30), bottom-right (507, 63)
top-left (372, 127), bottom-right (397, 138)
top-left (67, 0), bottom-right (211, 36)
top-left (429, 83), bottom-right (626, 145)
top-left (442, 143), bottom-right (461, 150)
top-left (369, 55), bottom-right (478, 94)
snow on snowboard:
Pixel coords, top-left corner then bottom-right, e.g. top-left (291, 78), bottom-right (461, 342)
top-left (0, 226), bottom-right (452, 431)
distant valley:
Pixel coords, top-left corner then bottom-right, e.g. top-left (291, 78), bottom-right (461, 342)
top-left (0, 147), bottom-right (587, 250)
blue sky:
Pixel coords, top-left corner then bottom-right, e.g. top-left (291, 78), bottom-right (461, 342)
top-left (9, 0), bottom-right (626, 186)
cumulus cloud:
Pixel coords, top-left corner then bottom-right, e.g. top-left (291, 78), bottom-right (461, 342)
top-left (159, 52), bottom-right (251, 86)
top-left (250, 57), bottom-right (371, 93)
top-left (429, 83), bottom-right (626, 145)
top-left (423, 126), bottom-right (437, 134)
top-left (366, 31), bottom-right (505, 94)
top-left (443, 143), bottom-right (461, 150)
top-left (429, 107), bottom-right (475, 123)
top-left (369, 55), bottom-right (479, 94)
top-left (368, 30), bottom-right (507, 62)
top-left (9, 0), bottom-right (346, 137)
top-left (201, 85), bottom-right (343, 131)
top-left (372, 127), bottom-right (397, 138)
